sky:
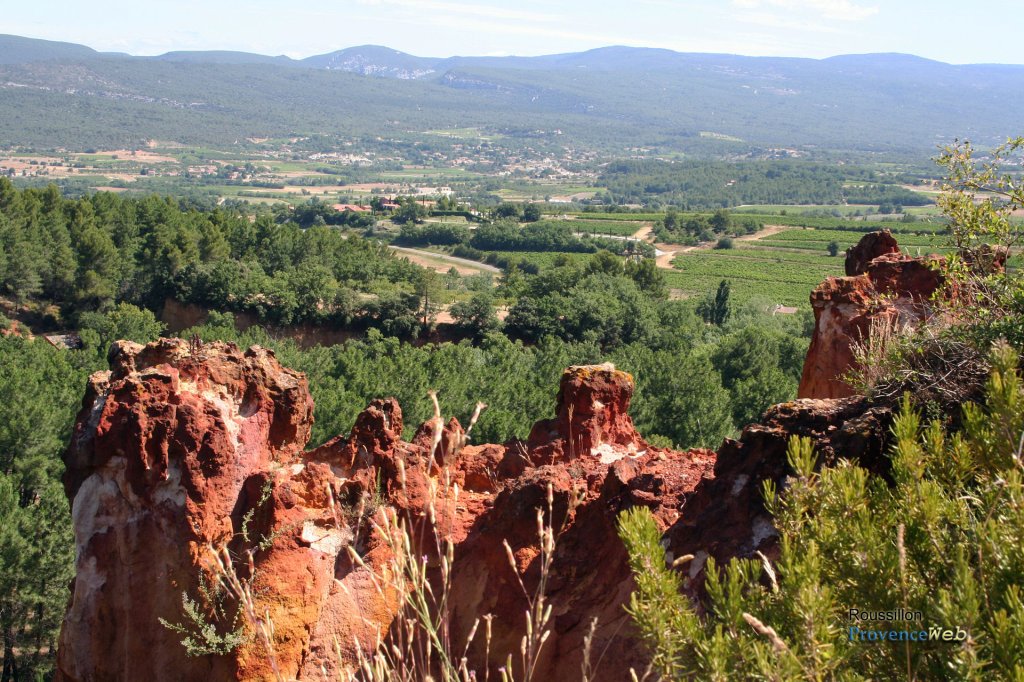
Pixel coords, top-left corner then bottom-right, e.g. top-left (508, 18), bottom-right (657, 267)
top-left (4, 0), bottom-right (1023, 65)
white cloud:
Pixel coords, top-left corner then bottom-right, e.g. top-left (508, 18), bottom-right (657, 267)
top-left (734, 10), bottom-right (844, 33)
top-left (732, 0), bottom-right (879, 21)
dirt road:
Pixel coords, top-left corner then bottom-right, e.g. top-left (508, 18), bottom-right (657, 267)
top-left (646, 223), bottom-right (793, 269)
top-left (388, 245), bottom-right (501, 275)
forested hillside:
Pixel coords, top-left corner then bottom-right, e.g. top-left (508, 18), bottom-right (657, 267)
top-left (1, 36), bottom-right (1023, 156)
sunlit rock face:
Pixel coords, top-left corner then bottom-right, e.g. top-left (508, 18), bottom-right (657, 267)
top-left (57, 340), bottom-right (896, 680)
top-left (799, 230), bottom-right (944, 399)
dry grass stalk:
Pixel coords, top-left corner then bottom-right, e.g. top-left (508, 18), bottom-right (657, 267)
top-left (207, 544), bottom-right (284, 682)
top-left (848, 314), bottom-right (912, 395)
top-left (755, 550), bottom-right (779, 594)
top-left (848, 315), bottom-right (989, 408)
top-left (346, 393), bottom-right (577, 682)
top-left (741, 612), bottom-right (790, 655)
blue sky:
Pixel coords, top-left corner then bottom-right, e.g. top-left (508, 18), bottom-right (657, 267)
top-left (5, 0), bottom-right (1023, 64)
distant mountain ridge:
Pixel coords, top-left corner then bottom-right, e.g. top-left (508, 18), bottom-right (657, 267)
top-left (0, 34), bottom-right (1021, 157)
top-left (0, 34), bottom-right (100, 64)
top-left (6, 34), bottom-right (1019, 74)
top-left (299, 45), bottom-right (441, 78)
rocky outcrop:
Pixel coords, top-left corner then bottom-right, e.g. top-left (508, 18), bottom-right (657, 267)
top-left (57, 339), bottom-right (896, 681)
top-left (799, 231), bottom-right (944, 399)
top-left (57, 339), bottom-right (325, 681)
top-left (844, 229), bottom-right (901, 276)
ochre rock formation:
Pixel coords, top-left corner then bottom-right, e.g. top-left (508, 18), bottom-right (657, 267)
top-left (799, 230), bottom-right (944, 399)
top-left (57, 339), bottom-right (896, 681)
top-left (844, 229), bottom-right (900, 276)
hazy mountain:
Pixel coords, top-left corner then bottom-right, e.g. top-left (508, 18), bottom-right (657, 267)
top-left (0, 34), bottom-right (99, 64)
top-left (0, 35), bottom-right (1021, 158)
top-left (301, 45), bottom-right (440, 78)
top-left (152, 50), bottom-right (297, 67)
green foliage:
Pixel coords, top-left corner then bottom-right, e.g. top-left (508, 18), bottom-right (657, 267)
top-left (396, 222), bottom-right (470, 247)
top-left (469, 220), bottom-right (654, 258)
top-left (697, 280), bottom-right (731, 326)
top-left (624, 257), bottom-right (667, 299)
top-left (0, 335), bottom-right (91, 678)
top-left (492, 202), bottom-right (522, 220)
top-left (936, 137), bottom-right (1024, 348)
top-left (449, 292), bottom-right (501, 342)
top-left (618, 507), bottom-right (703, 679)
top-left (0, 474), bottom-right (74, 679)
top-left (619, 344), bottom-right (735, 449)
top-left (78, 302), bottom-right (165, 358)
top-left (158, 591), bottom-right (244, 657)
top-left (602, 160), bottom-right (932, 209)
top-left (0, 180), bottom-right (426, 331)
top-left (391, 198), bottom-right (429, 225)
top-left (521, 203), bottom-right (543, 222)
top-left (620, 344), bottom-right (1024, 680)
top-left (712, 326), bottom-right (804, 426)
top-left (287, 199), bottom-right (375, 229)
top-left (505, 272), bottom-right (659, 349)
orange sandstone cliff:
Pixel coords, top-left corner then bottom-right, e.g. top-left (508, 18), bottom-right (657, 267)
top-left (57, 232), bottom-right (938, 681)
top-left (798, 230), bottom-right (944, 399)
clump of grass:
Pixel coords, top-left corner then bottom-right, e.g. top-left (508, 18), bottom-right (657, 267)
top-left (847, 316), bottom-right (989, 409)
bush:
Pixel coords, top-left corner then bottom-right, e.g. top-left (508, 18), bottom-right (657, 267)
top-left (620, 343), bottom-right (1024, 680)
top-left (936, 137), bottom-right (1024, 350)
top-left (714, 237), bottom-right (734, 250)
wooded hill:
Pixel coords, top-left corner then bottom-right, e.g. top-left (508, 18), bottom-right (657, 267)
top-left (1, 35), bottom-right (1022, 157)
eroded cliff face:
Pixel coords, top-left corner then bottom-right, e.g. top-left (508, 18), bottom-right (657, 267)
top-left (798, 230), bottom-right (945, 399)
top-left (58, 252), bottom-right (910, 680)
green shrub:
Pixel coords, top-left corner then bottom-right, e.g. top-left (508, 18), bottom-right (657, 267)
top-left (937, 138), bottom-right (1024, 349)
top-left (620, 342), bottom-right (1024, 680)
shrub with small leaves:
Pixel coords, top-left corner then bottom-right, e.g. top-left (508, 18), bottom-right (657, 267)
top-left (620, 342), bottom-right (1024, 680)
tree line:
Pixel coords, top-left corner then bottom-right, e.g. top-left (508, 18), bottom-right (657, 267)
top-left (599, 160), bottom-right (932, 209)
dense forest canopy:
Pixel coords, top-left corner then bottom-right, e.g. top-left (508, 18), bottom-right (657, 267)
top-left (0, 179), bottom-right (427, 330)
top-left (599, 160), bottom-right (931, 209)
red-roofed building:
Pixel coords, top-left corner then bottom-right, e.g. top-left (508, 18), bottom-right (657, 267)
top-left (332, 203), bottom-right (371, 213)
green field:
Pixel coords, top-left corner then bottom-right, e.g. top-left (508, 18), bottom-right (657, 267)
top-left (665, 247), bottom-right (843, 307)
top-left (735, 204), bottom-right (892, 216)
top-left (758, 228), bottom-right (949, 254)
top-left (559, 219), bottom-right (644, 237)
top-left (378, 168), bottom-right (480, 180)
